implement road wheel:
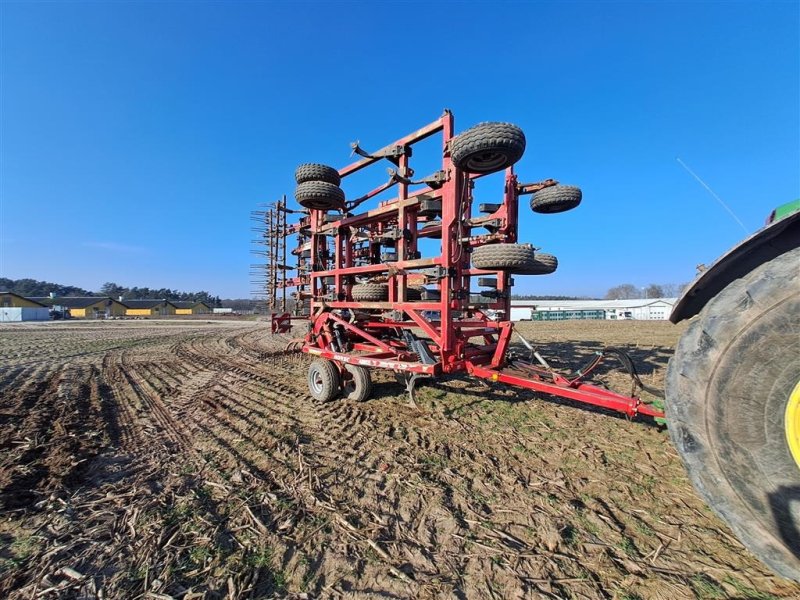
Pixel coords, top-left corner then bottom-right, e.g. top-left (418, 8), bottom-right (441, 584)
top-left (450, 122), bottom-right (526, 174)
top-left (351, 283), bottom-right (388, 302)
top-left (531, 185), bottom-right (582, 214)
top-left (666, 247), bottom-right (800, 580)
top-left (295, 181), bottom-right (345, 211)
top-left (295, 163), bottom-right (341, 186)
top-left (472, 244), bottom-right (558, 275)
top-left (342, 364), bottom-right (373, 402)
top-left (307, 359), bottom-right (340, 402)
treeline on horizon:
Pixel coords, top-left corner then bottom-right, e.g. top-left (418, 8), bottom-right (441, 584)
top-left (0, 278), bottom-right (224, 306)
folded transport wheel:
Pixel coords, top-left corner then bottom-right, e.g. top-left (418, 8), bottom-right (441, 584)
top-left (450, 122), bottom-right (526, 175)
top-left (531, 185), bottom-right (583, 214)
top-left (307, 359), bottom-right (340, 402)
top-left (666, 247), bottom-right (800, 580)
top-left (351, 283), bottom-right (388, 302)
top-left (295, 163), bottom-right (341, 186)
top-left (471, 243), bottom-right (558, 275)
top-left (420, 221), bottom-right (442, 239)
top-left (295, 181), bottom-right (345, 211)
top-left (341, 364), bottom-right (373, 402)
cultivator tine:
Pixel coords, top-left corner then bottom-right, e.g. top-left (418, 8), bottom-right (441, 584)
top-left (284, 339), bottom-right (304, 353)
top-left (404, 372), bottom-right (428, 410)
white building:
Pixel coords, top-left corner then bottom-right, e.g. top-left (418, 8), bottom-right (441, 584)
top-left (0, 307), bottom-right (51, 322)
top-left (509, 298), bottom-right (678, 321)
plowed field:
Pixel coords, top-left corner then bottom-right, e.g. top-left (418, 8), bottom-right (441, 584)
top-left (1, 319), bottom-right (797, 599)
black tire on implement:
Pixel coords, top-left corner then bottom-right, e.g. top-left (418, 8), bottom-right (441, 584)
top-left (341, 364), bottom-right (373, 402)
top-left (666, 246), bottom-right (800, 581)
top-left (351, 283), bottom-right (388, 302)
top-left (421, 221), bottom-right (442, 239)
top-left (450, 122), bottom-right (526, 175)
top-left (531, 185), bottom-right (583, 214)
top-left (307, 359), bottom-right (340, 402)
top-left (295, 181), bottom-right (345, 210)
top-left (472, 244), bottom-right (558, 275)
top-left (295, 163), bottom-right (341, 186)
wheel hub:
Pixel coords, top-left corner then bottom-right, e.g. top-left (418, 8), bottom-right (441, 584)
top-left (310, 372), bottom-right (323, 394)
top-left (785, 379), bottom-right (800, 470)
top-left (466, 151), bottom-right (508, 173)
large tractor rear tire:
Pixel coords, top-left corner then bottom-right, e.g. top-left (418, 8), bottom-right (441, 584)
top-left (666, 246), bottom-right (800, 580)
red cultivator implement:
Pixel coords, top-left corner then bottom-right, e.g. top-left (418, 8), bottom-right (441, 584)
top-left (267, 110), bottom-right (664, 420)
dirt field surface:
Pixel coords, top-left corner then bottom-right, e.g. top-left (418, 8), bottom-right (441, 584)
top-left (1, 319), bottom-right (798, 599)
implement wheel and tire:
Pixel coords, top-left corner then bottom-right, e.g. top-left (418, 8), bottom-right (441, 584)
top-left (472, 243), bottom-right (558, 275)
top-left (341, 364), bottom-right (373, 402)
top-left (350, 284), bottom-right (423, 302)
top-left (450, 122), bottom-right (526, 175)
top-left (295, 181), bottom-right (345, 211)
top-left (531, 185), bottom-right (582, 214)
top-left (295, 163), bottom-right (341, 186)
top-left (307, 359), bottom-right (340, 402)
top-left (351, 283), bottom-right (389, 302)
top-left (666, 247), bottom-right (800, 580)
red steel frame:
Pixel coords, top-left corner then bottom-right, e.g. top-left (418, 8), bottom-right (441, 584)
top-left (279, 111), bottom-right (664, 420)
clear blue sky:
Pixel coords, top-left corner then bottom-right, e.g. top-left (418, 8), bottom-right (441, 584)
top-left (1, 1), bottom-right (798, 298)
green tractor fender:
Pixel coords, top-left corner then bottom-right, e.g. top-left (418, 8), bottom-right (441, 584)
top-left (670, 203), bottom-right (800, 324)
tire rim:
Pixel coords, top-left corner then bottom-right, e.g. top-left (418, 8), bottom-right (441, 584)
top-left (310, 369), bottom-right (324, 395)
top-left (466, 151), bottom-right (508, 173)
top-left (785, 379), bottom-right (800, 470)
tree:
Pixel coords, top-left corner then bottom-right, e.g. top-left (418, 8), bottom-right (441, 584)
top-left (1, 277), bottom-right (93, 297)
top-left (645, 284), bottom-right (665, 299)
top-left (605, 284), bottom-right (639, 300)
top-left (100, 282), bottom-right (128, 299)
top-left (661, 282), bottom-right (688, 298)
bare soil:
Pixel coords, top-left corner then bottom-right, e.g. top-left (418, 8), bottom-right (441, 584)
top-left (1, 319), bottom-right (797, 599)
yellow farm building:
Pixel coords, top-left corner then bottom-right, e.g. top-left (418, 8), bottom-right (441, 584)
top-left (172, 301), bottom-right (212, 315)
top-left (124, 299), bottom-right (177, 317)
top-left (29, 296), bottom-right (128, 318)
top-left (1, 291), bottom-right (46, 308)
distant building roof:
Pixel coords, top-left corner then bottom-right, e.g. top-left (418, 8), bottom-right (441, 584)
top-left (172, 301), bottom-right (211, 309)
top-left (1, 291), bottom-right (47, 307)
top-left (28, 296), bottom-right (113, 309)
top-left (123, 299), bottom-right (176, 309)
top-left (511, 298), bottom-right (679, 309)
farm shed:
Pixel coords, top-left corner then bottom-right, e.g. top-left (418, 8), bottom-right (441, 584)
top-left (172, 301), bottom-right (212, 315)
top-left (0, 293), bottom-right (49, 321)
top-left (0, 291), bottom-right (46, 308)
top-left (0, 307), bottom-right (50, 322)
top-left (509, 303), bottom-right (536, 321)
top-left (509, 298), bottom-right (678, 321)
top-left (124, 299), bottom-right (177, 317)
top-left (30, 296), bottom-right (128, 318)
